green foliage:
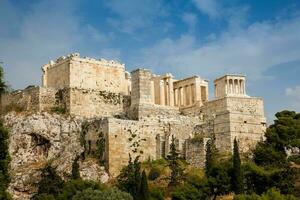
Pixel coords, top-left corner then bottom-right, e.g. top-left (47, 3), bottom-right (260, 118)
top-left (171, 175), bottom-right (210, 200)
top-left (51, 106), bottom-right (66, 114)
top-left (0, 122), bottom-right (11, 200)
top-left (140, 170), bottom-right (149, 200)
top-left (234, 188), bottom-right (297, 200)
top-left (148, 167), bottom-right (161, 181)
top-left (149, 186), bottom-right (165, 200)
top-left (117, 155), bottom-right (142, 200)
top-left (250, 110), bottom-right (300, 196)
top-left (32, 165), bottom-right (64, 199)
top-left (232, 138), bottom-right (243, 194)
top-left (288, 155), bottom-right (300, 164)
top-left (32, 194), bottom-right (55, 200)
top-left (207, 162), bottom-right (231, 199)
top-left (0, 65), bottom-right (7, 95)
top-left (205, 138), bottom-right (218, 175)
top-left (167, 135), bottom-right (184, 186)
top-left (243, 162), bottom-right (295, 195)
top-left (71, 156), bottom-right (80, 179)
top-left (72, 187), bottom-right (133, 200)
top-left (57, 179), bottom-right (104, 200)
top-left (254, 110), bottom-right (300, 168)
top-left (80, 122), bottom-right (89, 158)
top-left (95, 136), bottom-right (105, 165)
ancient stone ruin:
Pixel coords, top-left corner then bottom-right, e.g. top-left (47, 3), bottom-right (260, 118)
top-left (1, 53), bottom-right (266, 199)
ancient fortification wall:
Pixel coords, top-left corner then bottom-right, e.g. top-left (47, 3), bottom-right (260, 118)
top-left (1, 53), bottom-right (267, 181)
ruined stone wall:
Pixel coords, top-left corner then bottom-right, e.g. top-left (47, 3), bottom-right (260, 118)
top-left (81, 113), bottom-right (202, 177)
top-left (185, 138), bottom-right (208, 168)
top-left (129, 103), bottom-right (180, 120)
top-left (106, 118), bottom-right (161, 176)
top-left (39, 87), bottom-right (57, 111)
top-left (68, 88), bottom-right (129, 118)
top-left (104, 114), bottom-right (201, 176)
top-left (69, 58), bottom-right (127, 94)
top-left (43, 60), bottom-right (70, 88)
top-left (1, 87), bottom-right (41, 113)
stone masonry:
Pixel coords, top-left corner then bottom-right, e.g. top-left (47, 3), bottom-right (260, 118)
top-left (1, 53), bottom-right (266, 178)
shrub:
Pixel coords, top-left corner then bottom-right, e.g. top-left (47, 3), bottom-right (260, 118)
top-left (57, 179), bottom-right (104, 200)
top-left (72, 187), bottom-right (133, 200)
top-left (148, 167), bottom-right (161, 181)
top-left (149, 186), bottom-right (165, 200)
top-left (234, 188), bottom-right (297, 200)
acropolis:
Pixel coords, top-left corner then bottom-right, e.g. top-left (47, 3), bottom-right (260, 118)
top-left (1, 53), bottom-right (266, 176)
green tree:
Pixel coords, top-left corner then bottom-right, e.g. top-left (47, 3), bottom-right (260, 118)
top-left (232, 138), bottom-right (243, 194)
top-left (117, 155), bottom-right (141, 200)
top-left (0, 122), bottom-right (11, 200)
top-left (250, 110), bottom-right (300, 195)
top-left (140, 170), bottom-right (149, 200)
top-left (32, 164), bottom-right (64, 199)
top-left (254, 110), bottom-right (300, 168)
top-left (205, 138), bottom-right (217, 175)
top-left (57, 179), bottom-right (103, 200)
top-left (171, 175), bottom-right (210, 200)
top-left (0, 65), bottom-right (7, 95)
top-left (234, 188), bottom-right (297, 200)
top-left (71, 156), bottom-right (80, 179)
top-left (167, 135), bottom-right (184, 186)
top-left (207, 163), bottom-right (231, 200)
top-left (72, 187), bottom-right (133, 200)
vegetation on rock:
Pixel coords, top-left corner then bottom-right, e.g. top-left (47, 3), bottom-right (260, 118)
top-left (0, 122), bottom-right (11, 199)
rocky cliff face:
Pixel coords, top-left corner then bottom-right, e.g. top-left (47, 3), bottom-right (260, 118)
top-left (3, 112), bottom-right (108, 200)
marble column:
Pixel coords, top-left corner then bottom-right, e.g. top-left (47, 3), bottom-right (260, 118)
top-left (160, 80), bottom-right (165, 105)
top-left (168, 78), bottom-right (174, 106)
top-left (174, 89), bottom-right (178, 106)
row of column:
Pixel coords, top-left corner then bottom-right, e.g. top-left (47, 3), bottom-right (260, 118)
top-left (174, 84), bottom-right (195, 107)
top-left (225, 79), bottom-right (246, 95)
top-left (159, 77), bottom-right (174, 106)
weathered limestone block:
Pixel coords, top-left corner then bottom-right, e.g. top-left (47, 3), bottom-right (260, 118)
top-left (3, 112), bottom-right (84, 200)
top-left (79, 158), bottom-right (109, 183)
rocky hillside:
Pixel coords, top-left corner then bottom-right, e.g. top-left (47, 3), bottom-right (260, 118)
top-left (3, 112), bottom-right (107, 200)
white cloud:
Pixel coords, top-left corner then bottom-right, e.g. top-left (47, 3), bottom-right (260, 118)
top-left (0, 0), bottom-right (116, 89)
top-left (137, 15), bottom-right (300, 81)
top-left (103, 0), bottom-right (166, 34)
top-left (286, 86), bottom-right (300, 99)
top-left (285, 86), bottom-right (300, 111)
top-left (192, 0), bottom-right (219, 19)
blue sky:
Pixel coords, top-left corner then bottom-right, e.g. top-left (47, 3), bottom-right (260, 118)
top-left (0, 0), bottom-right (300, 123)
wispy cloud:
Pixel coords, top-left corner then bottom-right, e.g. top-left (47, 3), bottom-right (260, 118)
top-left (137, 15), bottom-right (300, 82)
top-left (286, 86), bottom-right (300, 99)
top-left (103, 0), bottom-right (167, 34)
top-left (285, 85), bottom-right (300, 111)
top-left (0, 0), bottom-right (115, 89)
top-left (192, 0), bottom-right (219, 19)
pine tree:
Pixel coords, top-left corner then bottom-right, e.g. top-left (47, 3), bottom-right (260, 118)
top-left (133, 156), bottom-right (141, 200)
top-left (205, 138), bottom-right (217, 175)
top-left (140, 170), bottom-right (149, 200)
top-left (167, 135), bottom-right (184, 186)
top-left (117, 155), bottom-right (142, 200)
top-left (232, 138), bottom-right (243, 194)
top-left (71, 155), bottom-right (80, 179)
